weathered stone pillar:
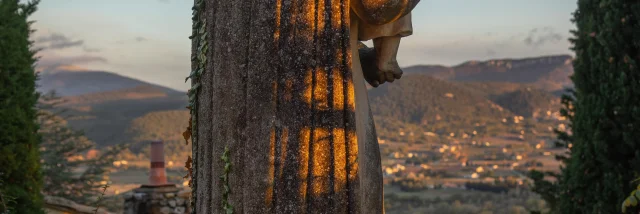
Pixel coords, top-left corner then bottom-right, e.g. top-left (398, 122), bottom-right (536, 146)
top-left (186, 0), bottom-right (419, 213)
top-left (123, 141), bottom-right (190, 214)
top-left (187, 0), bottom-right (360, 213)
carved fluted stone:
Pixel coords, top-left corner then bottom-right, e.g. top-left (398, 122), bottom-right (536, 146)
top-left (189, 0), bottom-right (418, 213)
top-left (189, 0), bottom-right (361, 213)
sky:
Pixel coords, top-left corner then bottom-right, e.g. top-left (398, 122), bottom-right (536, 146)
top-left (30, 0), bottom-right (577, 91)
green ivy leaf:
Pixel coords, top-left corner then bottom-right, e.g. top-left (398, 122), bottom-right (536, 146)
top-left (625, 197), bottom-right (632, 207)
top-left (202, 44), bottom-right (209, 54)
top-left (190, 83), bottom-right (201, 94)
top-left (224, 163), bottom-right (231, 172)
top-left (201, 32), bottom-right (208, 41)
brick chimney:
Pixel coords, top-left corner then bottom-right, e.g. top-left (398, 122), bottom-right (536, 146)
top-left (124, 140), bottom-right (190, 214)
top-left (149, 141), bottom-right (168, 186)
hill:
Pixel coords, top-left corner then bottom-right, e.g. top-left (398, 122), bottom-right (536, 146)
top-left (36, 66), bottom-right (189, 149)
top-left (369, 75), bottom-right (511, 124)
top-left (491, 88), bottom-right (561, 118)
top-left (404, 55), bottom-right (574, 92)
top-left (62, 95), bottom-right (188, 148)
top-left (35, 55), bottom-right (568, 155)
top-left (368, 75), bottom-right (514, 142)
top-left (125, 110), bottom-right (191, 161)
top-left (37, 65), bottom-right (182, 96)
top-left (453, 82), bottom-right (562, 117)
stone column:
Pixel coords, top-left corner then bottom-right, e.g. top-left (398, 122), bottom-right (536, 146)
top-left (123, 141), bottom-right (190, 214)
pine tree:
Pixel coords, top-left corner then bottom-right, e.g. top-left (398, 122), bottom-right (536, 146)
top-left (552, 0), bottom-right (640, 213)
top-left (37, 91), bottom-right (126, 206)
top-left (0, 0), bottom-right (44, 213)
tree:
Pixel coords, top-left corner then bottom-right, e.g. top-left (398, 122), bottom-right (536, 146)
top-left (532, 1), bottom-right (640, 213)
top-left (37, 91), bottom-right (126, 206)
top-left (0, 0), bottom-right (44, 213)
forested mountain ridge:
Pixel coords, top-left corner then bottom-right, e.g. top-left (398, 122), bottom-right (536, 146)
top-left (37, 55), bottom-right (568, 157)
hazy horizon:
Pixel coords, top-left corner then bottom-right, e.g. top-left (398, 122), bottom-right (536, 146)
top-left (30, 0), bottom-right (577, 91)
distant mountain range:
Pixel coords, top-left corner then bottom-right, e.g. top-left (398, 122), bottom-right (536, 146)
top-left (37, 65), bottom-right (188, 150)
top-left (403, 54), bottom-right (574, 93)
top-left (36, 54), bottom-right (573, 156)
top-left (37, 65), bottom-right (182, 97)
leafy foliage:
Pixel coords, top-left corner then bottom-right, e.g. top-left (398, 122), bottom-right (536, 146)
top-left (0, 0), bottom-right (44, 212)
top-left (531, 0), bottom-right (640, 213)
top-left (622, 182), bottom-right (640, 213)
top-left (188, 0), bottom-right (208, 211)
top-left (37, 91), bottom-right (126, 206)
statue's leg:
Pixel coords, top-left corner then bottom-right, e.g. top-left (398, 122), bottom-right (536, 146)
top-left (350, 11), bottom-right (385, 214)
top-left (358, 13), bottom-right (412, 85)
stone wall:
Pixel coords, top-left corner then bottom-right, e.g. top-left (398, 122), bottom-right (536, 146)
top-left (123, 185), bottom-right (190, 214)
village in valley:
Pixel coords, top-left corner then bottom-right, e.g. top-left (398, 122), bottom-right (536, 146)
top-left (89, 56), bottom-right (574, 213)
top-left (378, 110), bottom-right (568, 191)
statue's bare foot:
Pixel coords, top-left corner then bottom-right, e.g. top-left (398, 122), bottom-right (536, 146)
top-left (376, 58), bottom-right (403, 83)
top-left (358, 44), bottom-right (390, 87)
top-left (358, 46), bottom-right (403, 87)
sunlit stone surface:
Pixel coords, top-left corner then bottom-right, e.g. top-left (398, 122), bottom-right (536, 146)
top-left (189, 0), bottom-right (418, 213)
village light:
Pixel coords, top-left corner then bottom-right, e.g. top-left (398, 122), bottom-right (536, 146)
top-left (471, 173), bottom-right (479, 179)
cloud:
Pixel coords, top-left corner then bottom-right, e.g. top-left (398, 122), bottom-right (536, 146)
top-left (35, 33), bottom-right (84, 50)
top-left (486, 49), bottom-right (497, 56)
top-left (523, 27), bottom-right (564, 48)
top-left (158, 0), bottom-right (169, 2)
top-left (83, 47), bottom-right (101, 53)
top-left (116, 37), bottom-right (149, 44)
top-left (36, 55), bottom-right (108, 69)
top-left (135, 36), bottom-right (147, 42)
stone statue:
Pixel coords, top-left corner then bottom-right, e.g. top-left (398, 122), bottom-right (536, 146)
top-left (349, 1), bottom-right (420, 213)
top-left (186, 0), bottom-right (419, 213)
